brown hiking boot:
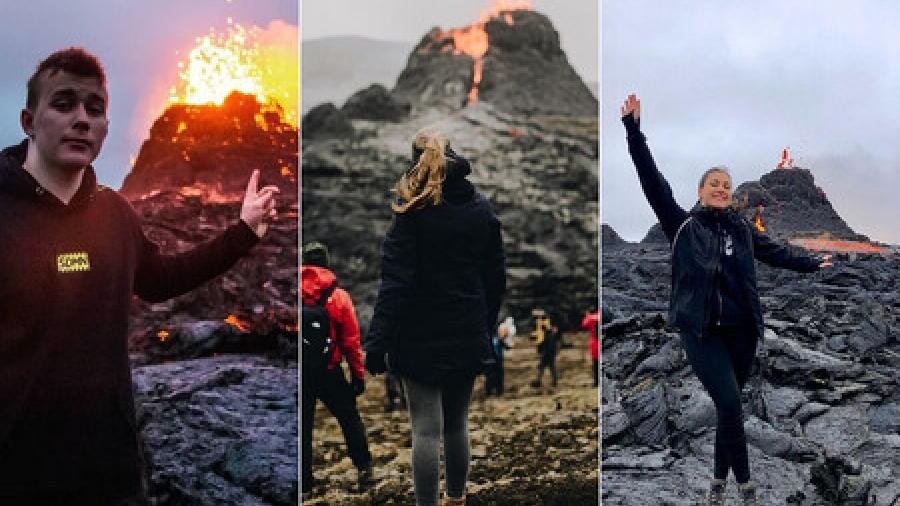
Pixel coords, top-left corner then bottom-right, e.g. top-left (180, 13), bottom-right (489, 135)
top-left (442, 495), bottom-right (466, 506)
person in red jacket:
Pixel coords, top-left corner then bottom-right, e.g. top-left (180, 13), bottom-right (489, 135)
top-left (301, 242), bottom-right (373, 498)
top-left (581, 309), bottom-right (600, 387)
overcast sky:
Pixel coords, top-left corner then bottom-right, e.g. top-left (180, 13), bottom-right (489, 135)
top-left (301, 0), bottom-right (598, 85)
top-left (1, 0), bottom-right (296, 189)
top-left (603, 0), bottom-right (900, 245)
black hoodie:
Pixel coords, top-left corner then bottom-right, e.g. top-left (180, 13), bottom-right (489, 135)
top-left (366, 149), bottom-right (506, 385)
top-left (0, 140), bottom-right (259, 502)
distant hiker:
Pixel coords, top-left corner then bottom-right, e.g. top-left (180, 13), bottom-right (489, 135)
top-left (385, 371), bottom-right (406, 412)
top-left (621, 93), bottom-right (833, 506)
top-left (485, 325), bottom-right (511, 397)
top-left (532, 322), bottom-right (561, 388)
top-left (301, 242), bottom-right (373, 498)
top-left (366, 128), bottom-right (506, 506)
top-left (499, 315), bottom-right (517, 345)
top-left (752, 203), bottom-right (766, 233)
top-left (0, 47), bottom-right (279, 505)
top-left (581, 309), bottom-right (600, 387)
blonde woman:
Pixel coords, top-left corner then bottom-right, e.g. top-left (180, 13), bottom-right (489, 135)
top-left (366, 129), bottom-right (506, 506)
top-left (621, 94), bottom-right (832, 505)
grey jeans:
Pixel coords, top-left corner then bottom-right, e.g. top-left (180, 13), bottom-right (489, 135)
top-left (402, 375), bottom-right (476, 506)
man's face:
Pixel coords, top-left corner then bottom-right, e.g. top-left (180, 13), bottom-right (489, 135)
top-left (22, 70), bottom-right (109, 171)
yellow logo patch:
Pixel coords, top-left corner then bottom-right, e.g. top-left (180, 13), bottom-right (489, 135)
top-left (57, 252), bottom-right (91, 273)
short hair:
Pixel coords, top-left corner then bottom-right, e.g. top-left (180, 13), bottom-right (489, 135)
top-left (698, 166), bottom-right (731, 189)
top-left (26, 47), bottom-right (106, 112)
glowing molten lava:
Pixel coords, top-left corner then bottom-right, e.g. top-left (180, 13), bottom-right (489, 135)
top-left (754, 216), bottom-right (765, 233)
top-left (157, 330), bottom-right (170, 342)
top-left (433, 0), bottom-right (532, 105)
top-left (168, 19), bottom-right (298, 126)
top-left (791, 238), bottom-right (886, 254)
top-left (224, 314), bottom-right (251, 332)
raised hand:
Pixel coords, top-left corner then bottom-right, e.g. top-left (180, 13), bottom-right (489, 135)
top-left (620, 93), bottom-right (641, 120)
top-left (240, 169), bottom-right (280, 237)
top-left (819, 253), bottom-right (834, 269)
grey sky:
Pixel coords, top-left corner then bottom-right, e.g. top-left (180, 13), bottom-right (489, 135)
top-left (1, 0), bottom-right (296, 188)
top-left (603, 0), bottom-right (900, 244)
top-left (301, 0), bottom-right (599, 85)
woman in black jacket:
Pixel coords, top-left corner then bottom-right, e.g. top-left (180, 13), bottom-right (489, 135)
top-left (620, 94), bottom-right (831, 506)
top-left (365, 128), bottom-right (505, 506)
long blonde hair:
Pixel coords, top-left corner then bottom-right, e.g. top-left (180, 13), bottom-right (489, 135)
top-left (392, 129), bottom-right (448, 213)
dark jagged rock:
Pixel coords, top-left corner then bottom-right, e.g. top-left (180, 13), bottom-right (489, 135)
top-left (135, 356), bottom-right (297, 506)
top-left (392, 10), bottom-right (596, 116)
top-left (602, 223), bottom-right (626, 248)
top-left (342, 83), bottom-right (410, 121)
top-left (478, 10), bottom-right (597, 116)
top-left (735, 167), bottom-right (866, 241)
top-left (603, 240), bottom-right (900, 505)
top-left (301, 102), bottom-right (354, 140)
top-left (640, 222), bottom-right (667, 244)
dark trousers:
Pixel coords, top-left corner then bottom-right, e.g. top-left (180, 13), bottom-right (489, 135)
top-left (681, 325), bottom-right (758, 483)
top-left (485, 360), bottom-right (504, 396)
top-left (536, 354), bottom-right (558, 386)
top-left (591, 359), bottom-right (599, 387)
top-left (302, 367), bottom-right (372, 488)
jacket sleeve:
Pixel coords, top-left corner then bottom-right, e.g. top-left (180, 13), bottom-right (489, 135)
top-left (133, 218), bottom-right (260, 303)
top-left (482, 212), bottom-right (506, 334)
top-left (366, 211), bottom-right (417, 355)
top-left (623, 113), bottom-right (689, 242)
top-left (751, 227), bottom-right (821, 272)
top-left (332, 288), bottom-right (365, 380)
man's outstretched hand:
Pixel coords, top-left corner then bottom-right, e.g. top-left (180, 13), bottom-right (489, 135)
top-left (240, 169), bottom-right (280, 237)
top-left (621, 93), bottom-right (641, 120)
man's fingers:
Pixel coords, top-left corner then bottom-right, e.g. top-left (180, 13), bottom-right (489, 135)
top-left (246, 169), bottom-right (260, 195)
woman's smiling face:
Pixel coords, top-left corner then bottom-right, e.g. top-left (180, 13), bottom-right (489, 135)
top-left (698, 169), bottom-right (732, 209)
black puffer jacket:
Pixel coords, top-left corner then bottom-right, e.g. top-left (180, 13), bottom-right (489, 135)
top-left (623, 114), bottom-right (821, 338)
top-left (366, 150), bottom-right (506, 384)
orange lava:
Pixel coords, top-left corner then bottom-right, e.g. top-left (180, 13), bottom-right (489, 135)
top-left (791, 238), bottom-right (886, 254)
top-left (433, 0), bottom-right (532, 105)
top-left (224, 314), bottom-right (251, 332)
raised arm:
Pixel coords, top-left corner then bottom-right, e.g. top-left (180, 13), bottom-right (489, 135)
top-left (621, 94), bottom-right (689, 242)
top-left (752, 226), bottom-right (832, 272)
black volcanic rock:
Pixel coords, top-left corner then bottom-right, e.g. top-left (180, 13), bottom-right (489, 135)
top-left (641, 222), bottom-right (667, 244)
top-left (391, 28), bottom-right (476, 112)
top-left (735, 167), bottom-right (864, 241)
top-left (479, 10), bottom-right (597, 116)
top-left (342, 83), bottom-right (410, 121)
top-left (602, 241), bottom-right (900, 505)
top-left (391, 10), bottom-right (596, 116)
top-left (301, 102), bottom-right (354, 141)
top-left (602, 223), bottom-right (626, 247)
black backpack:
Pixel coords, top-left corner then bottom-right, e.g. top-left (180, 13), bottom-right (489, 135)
top-left (302, 281), bottom-right (337, 372)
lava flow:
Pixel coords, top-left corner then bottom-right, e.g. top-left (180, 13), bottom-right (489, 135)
top-left (432, 0), bottom-right (532, 105)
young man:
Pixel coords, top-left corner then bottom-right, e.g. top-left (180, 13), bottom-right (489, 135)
top-left (301, 242), bottom-right (373, 498)
top-left (0, 47), bottom-right (279, 504)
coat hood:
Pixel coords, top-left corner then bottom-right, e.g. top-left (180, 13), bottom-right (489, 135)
top-left (0, 139), bottom-right (99, 210)
top-left (301, 265), bottom-right (337, 304)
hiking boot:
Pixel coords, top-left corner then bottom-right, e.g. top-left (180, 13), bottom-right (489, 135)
top-left (739, 481), bottom-right (759, 506)
top-left (707, 478), bottom-right (726, 505)
top-left (357, 464), bottom-right (375, 492)
top-left (442, 495), bottom-right (466, 506)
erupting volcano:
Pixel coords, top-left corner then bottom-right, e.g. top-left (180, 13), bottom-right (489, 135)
top-left (123, 19), bottom-right (299, 364)
top-left (390, 3), bottom-right (596, 116)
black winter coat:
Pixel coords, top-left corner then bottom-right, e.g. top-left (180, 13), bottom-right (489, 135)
top-left (366, 151), bottom-right (506, 384)
top-left (623, 114), bottom-right (821, 339)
